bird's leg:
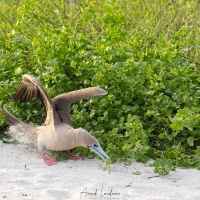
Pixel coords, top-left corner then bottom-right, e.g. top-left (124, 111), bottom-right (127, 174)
top-left (40, 152), bottom-right (57, 166)
top-left (65, 150), bottom-right (84, 160)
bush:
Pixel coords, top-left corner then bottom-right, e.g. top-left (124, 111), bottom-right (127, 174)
top-left (1, 0), bottom-right (200, 174)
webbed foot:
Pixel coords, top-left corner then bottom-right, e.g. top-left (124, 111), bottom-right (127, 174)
top-left (40, 152), bottom-right (57, 166)
top-left (66, 150), bottom-right (84, 161)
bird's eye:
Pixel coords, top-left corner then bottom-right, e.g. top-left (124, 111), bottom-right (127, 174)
top-left (93, 144), bottom-right (98, 148)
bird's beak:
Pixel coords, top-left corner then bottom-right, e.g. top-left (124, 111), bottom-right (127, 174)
top-left (89, 144), bottom-right (110, 161)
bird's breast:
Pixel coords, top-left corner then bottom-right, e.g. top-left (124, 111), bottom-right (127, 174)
top-left (42, 124), bottom-right (78, 151)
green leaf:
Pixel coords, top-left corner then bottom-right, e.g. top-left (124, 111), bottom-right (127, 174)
top-left (103, 54), bottom-right (113, 61)
top-left (132, 170), bottom-right (141, 175)
top-left (103, 3), bottom-right (113, 12)
top-left (187, 137), bottom-right (194, 147)
top-left (103, 159), bottom-right (112, 174)
top-left (14, 67), bottom-right (22, 74)
top-left (171, 119), bottom-right (183, 131)
top-left (154, 158), bottom-right (175, 175)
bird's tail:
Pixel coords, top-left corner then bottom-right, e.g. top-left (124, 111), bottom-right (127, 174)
top-left (3, 104), bottom-right (38, 146)
top-left (3, 104), bottom-right (24, 125)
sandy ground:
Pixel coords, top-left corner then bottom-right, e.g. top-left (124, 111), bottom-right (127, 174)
top-left (0, 140), bottom-right (200, 200)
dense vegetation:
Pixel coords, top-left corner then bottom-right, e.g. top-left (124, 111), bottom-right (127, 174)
top-left (0, 0), bottom-right (200, 174)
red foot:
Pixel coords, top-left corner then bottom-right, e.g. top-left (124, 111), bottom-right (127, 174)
top-left (44, 157), bottom-right (57, 166)
top-left (66, 150), bottom-right (84, 161)
top-left (40, 152), bottom-right (57, 166)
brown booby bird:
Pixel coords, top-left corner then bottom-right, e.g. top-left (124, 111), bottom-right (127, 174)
top-left (3, 74), bottom-right (110, 166)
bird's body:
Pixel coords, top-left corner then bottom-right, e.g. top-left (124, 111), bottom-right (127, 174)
top-left (3, 74), bottom-right (110, 165)
top-left (37, 124), bottom-right (97, 152)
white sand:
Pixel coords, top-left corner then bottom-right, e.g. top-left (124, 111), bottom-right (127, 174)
top-left (0, 140), bottom-right (200, 200)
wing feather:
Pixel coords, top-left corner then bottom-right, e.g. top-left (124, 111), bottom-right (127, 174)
top-left (52, 87), bottom-right (107, 125)
top-left (12, 83), bottom-right (26, 101)
top-left (10, 74), bottom-right (58, 125)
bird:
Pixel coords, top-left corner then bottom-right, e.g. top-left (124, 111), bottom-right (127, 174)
top-left (3, 74), bottom-right (110, 166)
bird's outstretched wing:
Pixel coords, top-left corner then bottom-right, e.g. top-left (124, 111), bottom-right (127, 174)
top-left (11, 74), bottom-right (58, 125)
top-left (52, 87), bottom-right (107, 126)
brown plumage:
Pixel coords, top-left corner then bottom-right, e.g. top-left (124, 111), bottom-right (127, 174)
top-left (3, 74), bottom-right (110, 165)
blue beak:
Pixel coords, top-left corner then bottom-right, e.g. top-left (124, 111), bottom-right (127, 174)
top-left (89, 144), bottom-right (110, 161)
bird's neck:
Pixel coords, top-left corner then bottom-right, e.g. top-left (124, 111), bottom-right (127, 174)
top-left (73, 128), bottom-right (88, 148)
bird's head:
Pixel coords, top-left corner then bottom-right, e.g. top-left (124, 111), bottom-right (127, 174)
top-left (77, 128), bottom-right (110, 161)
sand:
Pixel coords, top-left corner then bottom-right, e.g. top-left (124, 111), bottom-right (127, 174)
top-left (0, 140), bottom-right (200, 200)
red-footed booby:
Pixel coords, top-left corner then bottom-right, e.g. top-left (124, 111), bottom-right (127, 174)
top-left (3, 74), bottom-right (110, 166)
